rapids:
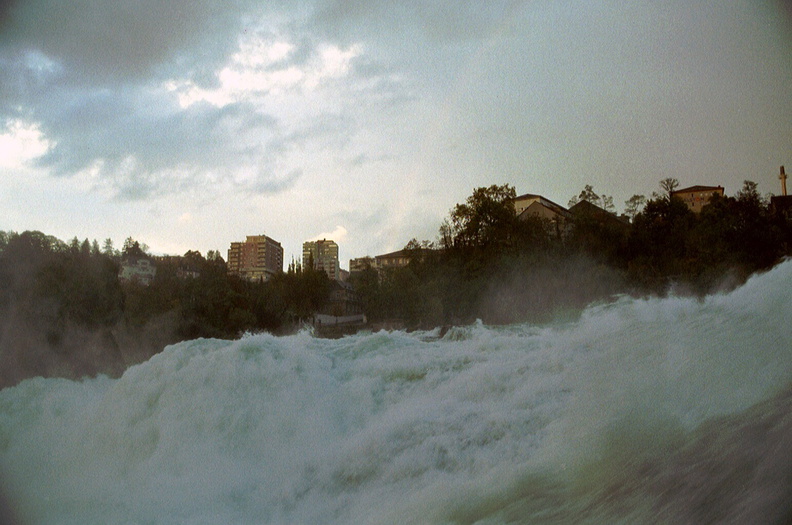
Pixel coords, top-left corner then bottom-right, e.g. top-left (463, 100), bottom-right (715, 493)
top-left (1, 260), bottom-right (792, 524)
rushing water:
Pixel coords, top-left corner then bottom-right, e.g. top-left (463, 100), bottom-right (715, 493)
top-left (1, 261), bottom-right (792, 524)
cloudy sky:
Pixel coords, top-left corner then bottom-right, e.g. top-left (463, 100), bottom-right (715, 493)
top-left (1, 1), bottom-right (791, 266)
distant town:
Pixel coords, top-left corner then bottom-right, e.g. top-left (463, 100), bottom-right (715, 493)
top-left (121, 168), bottom-right (792, 290)
top-left (111, 168), bottom-right (792, 331)
top-left (2, 169), bottom-right (791, 388)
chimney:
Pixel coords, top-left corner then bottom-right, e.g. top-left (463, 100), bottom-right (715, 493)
top-left (781, 165), bottom-right (788, 196)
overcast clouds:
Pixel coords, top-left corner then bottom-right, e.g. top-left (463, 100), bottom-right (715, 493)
top-left (1, 1), bottom-right (791, 264)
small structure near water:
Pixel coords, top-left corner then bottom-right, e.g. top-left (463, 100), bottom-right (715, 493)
top-left (313, 313), bottom-right (367, 338)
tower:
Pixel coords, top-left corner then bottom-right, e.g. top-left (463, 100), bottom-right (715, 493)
top-left (780, 165), bottom-right (787, 196)
top-left (302, 239), bottom-right (340, 280)
top-left (227, 234), bottom-right (283, 281)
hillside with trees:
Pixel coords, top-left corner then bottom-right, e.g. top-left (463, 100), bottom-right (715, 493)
top-left (0, 233), bottom-right (331, 388)
top-left (350, 181), bottom-right (792, 327)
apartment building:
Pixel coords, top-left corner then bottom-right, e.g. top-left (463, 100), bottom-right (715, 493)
top-left (303, 239), bottom-right (340, 280)
top-left (671, 185), bottom-right (724, 213)
top-left (227, 234), bottom-right (284, 281)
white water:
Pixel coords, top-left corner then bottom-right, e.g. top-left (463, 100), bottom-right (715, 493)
top-left (2, 261), bottom-right (792, 524)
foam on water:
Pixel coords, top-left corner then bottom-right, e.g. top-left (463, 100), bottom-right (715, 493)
top-left (1, 261), bottom-right (792, 524)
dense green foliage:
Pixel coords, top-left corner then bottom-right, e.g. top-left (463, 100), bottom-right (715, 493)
top-left (0, 233), bottom-right (331, 387)
top-left (351, 181), bottom-right (792, 328)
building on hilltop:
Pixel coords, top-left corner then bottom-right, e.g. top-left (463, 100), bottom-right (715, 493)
top-left (513, 193), bottom-right (570, 221)
top-left (568, 200), bottom-right (630, 228)
top-left (671, 185), bottom-right (724, 213)
top-left (303, 239), bottom-right (339, 280)
top-left (374, 249), bottom-right (412, 270)
top-left (153, 254), bottom-right (200, 279)
top-left (513, 193), bottom-right (565, 217)
top-left (349, 256), bottom-right (375, 275)
top-left (512, 193), bottom-right (571, 237)
top-left (227, 234), bottom-right (283, 282)
top-left (348, 249), bottom-right (413, 274)
top-left (118, 241), bottom-right (156, 285)
top-left (119, 256), bottom-right (156, 285)
top-left (349, 247), bottom-right (433, 280)
top-left (153, 252), bottom-right (212, 279)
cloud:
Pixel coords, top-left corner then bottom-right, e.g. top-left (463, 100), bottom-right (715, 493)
top-left (0, 0), bottom-right (257, 84)
top-left (3, 0), bottom-right (790, 266)
top-left (0, 4), bottom-right (408, 202)
top-left (247, 168), bottom-right (302, 194)
top-left (0, 2), bottom-right (320, 201)
top-left (307, 225), bottom-right (348, 244)
top-left (347, 153), bottom-right (393, 168)
top-left (165, 32), bottom-right (362, 108)
top-left (311, 0), bottom-right (525, 45)
top-left (27, 88), bottom-right (285, 199)
top-left (0, 118), bottom-right (52, 169)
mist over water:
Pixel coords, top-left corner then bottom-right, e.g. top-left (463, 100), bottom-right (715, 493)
top-left (1, 261), bottom-right (792, 524)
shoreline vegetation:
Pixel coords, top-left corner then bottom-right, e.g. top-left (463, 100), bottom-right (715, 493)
top-left (2, 180), bottom-right (791, 388)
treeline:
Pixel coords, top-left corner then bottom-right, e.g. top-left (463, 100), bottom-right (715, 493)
top-left (349, 181), bottom-right (792, 328)
top-left (122, 251), bottom-right (331, 339)
top-left (0, 232), bottom-right (332, 388)
top-left (2, 178), bottom-right (790, 386)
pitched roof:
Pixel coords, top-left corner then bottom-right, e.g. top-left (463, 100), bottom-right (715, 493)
top-left (569, 199), bottom-right (610, 214)
top-left (569, 200), bottom-right (630, 225)
top-left (375, 249), bottom-right (410, 259)
top-left (513, 193), bottom-right (568, 214)
top-left (672, 185), bottom-right (724, 194)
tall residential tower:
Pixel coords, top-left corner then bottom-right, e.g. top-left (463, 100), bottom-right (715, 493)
top-left (227, 234), bottom-right (284, 281)
top-left (303, 239), bottom-right (340, 280)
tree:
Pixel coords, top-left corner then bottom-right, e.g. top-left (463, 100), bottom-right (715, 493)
top-left (1, 231), bottom-right (59, 286)
top-left (287, 258), bottom-right (302, 274)
top-left (447, 184), bottom-right (517, 250)
top-left (731, 180), bottom-right (776, 268)
top-left (348, 265), bottom-right (382, 320)
top-left (269, 261), bottom-right (331, 321)
top-left (659, 177), bottom-right (680, 199)
top-left (404, 238), bottom-right (422, 251)
top-left (439, 219), bottom-right (454, 250)
top-left (206, 250), bottom-right (224, 263)
top-left (568, 184), bottom-right (601, 208)
top-left (628, 194), bottom-right (697, 289)
top-left (102, 238), bottom-right (116, 258)
top-left (80, 238), bottom-right (91, 256)
top-left (123, 241), bottom-right (146, 258)
top-left (601, 195), bottom-right (615, 213)
top-left (0, 231), bottom-right (10, 253)
top-left (624, 195), bottom-right (646, 221)
top-left (736, 180), bottom-right (765, 208)
top-left (568, 185), bottom-right (615, 213)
